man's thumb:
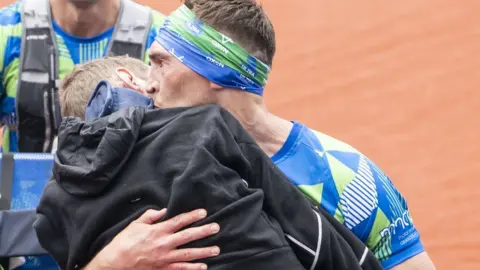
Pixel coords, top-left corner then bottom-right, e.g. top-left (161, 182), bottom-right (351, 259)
top-left (135, 208), bottom-right (167, 224)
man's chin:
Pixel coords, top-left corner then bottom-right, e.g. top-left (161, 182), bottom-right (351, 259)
top-left (153, 100), bottom-right (187, 109)
top-left (152, 98), bottom-right (166, 109)
top-left (153, 101), bottom-right (173, 109)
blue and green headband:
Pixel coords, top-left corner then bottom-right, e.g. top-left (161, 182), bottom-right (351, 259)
top-left (155, 5), bottom-right (271, 96)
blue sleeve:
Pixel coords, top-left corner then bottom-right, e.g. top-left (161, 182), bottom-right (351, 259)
top-left (0, 15), bottom-right (8, 120)
top-left (365, 158), bottom-right (425, 269)
top-left (294, 128), bottom-right (426, 268)
top-left (0, 2), bottom-right (22, 126)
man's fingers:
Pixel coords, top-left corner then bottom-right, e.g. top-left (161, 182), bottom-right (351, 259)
top-left (167, 223), bottom-right (220, 248)
top-left (134, 208), bottom-right (167, 224)
top-left (165, 262), bottom-right (208, 270)
top-left (164, 246), bottom-right (220, 263)
top-left (159, 209), bottom-right (208, 233)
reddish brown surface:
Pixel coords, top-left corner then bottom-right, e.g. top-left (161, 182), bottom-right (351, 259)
top-left (2, 0), bottom-right (479, 269)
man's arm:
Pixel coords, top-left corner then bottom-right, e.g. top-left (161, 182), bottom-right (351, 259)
top-left (307, 130), bottom-right (434, 269)
top-left (362, 157), bottom-right (435, 269)
top-left (0, 19), bottom-right (7, 128)
top-left (0, 14), bottom-right (8, 152)
top-left (237, 140), bottom-right (382, 269)
top-left (84, 208), bottom-right (220, 270)
top-left (391, 252), bottom-right (435, 270)
top-left (0, 2), bottom-right (23, 152)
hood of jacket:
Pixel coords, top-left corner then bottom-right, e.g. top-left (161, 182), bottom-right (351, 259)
top-left (55, 107), bottom-right (144, 196)
top-left (54, 81), bottom-right (155, 196)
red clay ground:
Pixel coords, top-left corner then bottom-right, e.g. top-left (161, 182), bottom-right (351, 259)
top-left (2, 0), bottom-right (479, 269)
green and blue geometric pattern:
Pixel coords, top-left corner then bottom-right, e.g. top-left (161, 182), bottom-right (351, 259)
top-left (272, 121), bottom-right (425, 269)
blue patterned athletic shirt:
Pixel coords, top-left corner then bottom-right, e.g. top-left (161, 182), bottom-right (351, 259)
top-left (272, 121), bottom-right (425, 269)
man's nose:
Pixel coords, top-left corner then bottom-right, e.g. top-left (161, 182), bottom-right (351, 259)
top-left (146, 80), bottom-right (160, 94)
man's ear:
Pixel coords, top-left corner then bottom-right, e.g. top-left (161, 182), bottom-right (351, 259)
top-left (115, 67), bottom-right (145, 94)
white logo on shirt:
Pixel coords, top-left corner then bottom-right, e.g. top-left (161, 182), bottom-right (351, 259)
top-left (26, 34), bottom-right (48, 41)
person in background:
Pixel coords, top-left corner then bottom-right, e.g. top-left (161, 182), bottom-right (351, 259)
top-left (0, 0), bottom-right (165, 153)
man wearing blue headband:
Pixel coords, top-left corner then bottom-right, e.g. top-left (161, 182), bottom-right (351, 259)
top-left (146, 1), bottom-right (435, 270)
top-left (47, 57), bottom-right (384, 270)
top-left (79, 1), bottom-right (435, 270)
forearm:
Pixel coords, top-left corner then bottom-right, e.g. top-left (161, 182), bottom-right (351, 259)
top-left (390, 252), bottom-right (436, 270)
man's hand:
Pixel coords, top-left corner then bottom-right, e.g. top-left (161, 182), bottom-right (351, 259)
top-left (84, 208), bottom-right (221, 270)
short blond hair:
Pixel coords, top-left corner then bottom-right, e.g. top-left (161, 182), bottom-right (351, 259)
top-left (60, 56), bottom-right (149, 119)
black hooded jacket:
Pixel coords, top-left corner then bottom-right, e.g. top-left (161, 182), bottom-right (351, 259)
top-left (34, 105), bottom-right (382, 270)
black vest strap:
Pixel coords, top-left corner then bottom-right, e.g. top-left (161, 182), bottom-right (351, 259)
top-left (16, 0), bottom-right (59, 153)
top-left (106, 0), bottom-right (153, 60)
top-left (0, 153), bottom-right (14, 211)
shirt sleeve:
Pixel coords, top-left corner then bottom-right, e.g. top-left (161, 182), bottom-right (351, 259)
top-left (310, 130), bottom-right (425, 269)
top-left (0, 2), bottom-right (22, 127)
top-left (0, 21), bottom-right (7, 124)
top-left (364, 158), bottom-right (425, 269)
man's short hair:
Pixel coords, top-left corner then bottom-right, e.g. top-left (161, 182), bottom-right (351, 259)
top-left (60, 56), bottom-right (148, 119)
top-left (184, 0), bottom-right (276, 67)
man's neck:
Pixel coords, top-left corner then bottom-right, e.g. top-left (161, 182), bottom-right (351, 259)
top-left (219, 93), bottom-right (293, 157)
top-left (50, 0), bottom-right (121, 38)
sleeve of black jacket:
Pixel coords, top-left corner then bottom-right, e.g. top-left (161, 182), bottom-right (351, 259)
top-left (34, 105), bottom-right (381, 270)
top-left (214, 107), bottom-right (382, 270)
